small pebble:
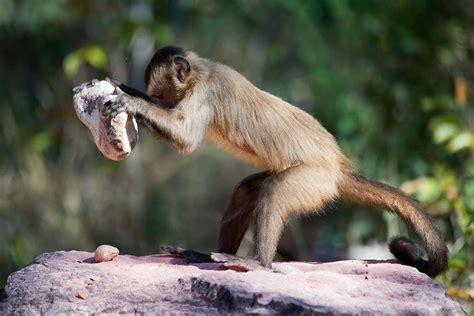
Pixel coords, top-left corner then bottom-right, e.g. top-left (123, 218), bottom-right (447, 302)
top-left (94, 245), bottom-right (119, 263)
top-left (76, 289), bottom-right (89, 299)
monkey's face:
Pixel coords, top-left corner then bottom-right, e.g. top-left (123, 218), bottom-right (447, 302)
top-left (146, 66), bottom-right (185, 109)
top-left (144, 47), bottom-right (192, 109)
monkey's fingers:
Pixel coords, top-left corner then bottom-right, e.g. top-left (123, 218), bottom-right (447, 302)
top-left (73, 79), bottom-right (99, 94)
top-left (160, 245), bottom-right (186, 255)
top-left (105, 77), bottom-right (122, 87)
top-left (85, 79), bottom-right (99, 88)
top-left (101, 95), bottom-right (128, 118)
top-left (104, 78), bottom-right (125, 96)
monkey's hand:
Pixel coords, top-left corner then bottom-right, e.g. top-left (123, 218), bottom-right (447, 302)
top-left (104, 77), bottom-right (123, 88)
top-left (101, 93), bottom-right (138, 119)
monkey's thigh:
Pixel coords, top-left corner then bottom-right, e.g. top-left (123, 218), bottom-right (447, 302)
top-left (218, 171), bottom-right (271, 254)
top-left (254, 164), bottom-right (339, 266)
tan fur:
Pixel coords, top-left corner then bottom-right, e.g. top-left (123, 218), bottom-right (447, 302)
top-left (127, 47), bottom-right (447, 276)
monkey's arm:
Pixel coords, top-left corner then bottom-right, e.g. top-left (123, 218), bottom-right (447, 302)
top-left (102, 93), bottom-right (210, 153)
top-left (105, 78), bottom-right (154, 102)
top-left (103, 79), bottom-right (166, 140)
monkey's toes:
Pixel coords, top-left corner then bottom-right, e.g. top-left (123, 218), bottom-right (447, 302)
top-left (159, 245), bottom-right (212, 263)
top-left (211, 252), bottom-right (270, 272)
top-left (160, 245), bottom-right (186, 255)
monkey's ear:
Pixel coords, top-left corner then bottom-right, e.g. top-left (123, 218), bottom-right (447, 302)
top-left (172, 56), bottom-right (191, 83)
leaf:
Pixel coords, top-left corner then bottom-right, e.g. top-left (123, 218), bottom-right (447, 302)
top-left (448, 258), bottom-right (466, 271)
top-left (432, 121), bottom-right (460, 144)
top-left (418, 180), bottom-right (442, 203)
top-left (63, 52), bottom-right (81, 78)
top-left (31, 132), bottom-right (52, 153)
top-left (63, 45), bottom-right (108, 78)
top-left (447, 131), bottom-right (473, 153)
top-left (430, 115), bottom-right (462, 144)
top-left (413, 177), bottom-right (443, 203)
top-left (464, 179), bottom-right (474, 211)
top-left (83, 45), bottom-right (108, 69)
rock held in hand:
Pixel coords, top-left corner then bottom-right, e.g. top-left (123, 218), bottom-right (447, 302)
top-left (94, 245), bottom-right (119, 263)
top-left (73, 80), bottom-right (139, 161)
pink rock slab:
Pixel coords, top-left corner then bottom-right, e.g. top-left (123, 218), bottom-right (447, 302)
top-left (0, 251), bottom-right (466, 314)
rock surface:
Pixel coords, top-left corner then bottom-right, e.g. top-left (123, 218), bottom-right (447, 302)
top-left (0, 251), bottom-right (465, 315)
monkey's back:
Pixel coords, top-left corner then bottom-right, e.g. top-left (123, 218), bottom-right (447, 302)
top-left (206, 63), bottom-right (350, 174)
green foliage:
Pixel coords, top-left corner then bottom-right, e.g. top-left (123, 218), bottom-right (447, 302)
top-left (0, 0), bottom-right (472, 311)
top-left (64, 45), bottom-right (108, 78)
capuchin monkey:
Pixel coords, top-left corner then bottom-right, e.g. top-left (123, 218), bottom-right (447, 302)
top-left (102, 46), bottom-right (448, 277)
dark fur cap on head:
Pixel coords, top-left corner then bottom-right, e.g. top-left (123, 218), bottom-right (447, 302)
top-left (144, 46), bottom-right (186, 86)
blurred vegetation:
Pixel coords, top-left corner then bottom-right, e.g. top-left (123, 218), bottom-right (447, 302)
top-left (0, 0), bottom-right (472, 311)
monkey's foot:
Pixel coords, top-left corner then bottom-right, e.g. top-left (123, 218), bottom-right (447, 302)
top-left (210, 252), bottom-right (271, 272)
top-left (159, 245), bottom-right (270, 272)
top-left (159, 245), bottom-right (212, 264)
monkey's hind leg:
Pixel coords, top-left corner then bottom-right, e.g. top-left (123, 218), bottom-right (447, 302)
top-left (218, 171), bottom-right (271, 254)
top-left (254, 164), bottom-right (339, 268)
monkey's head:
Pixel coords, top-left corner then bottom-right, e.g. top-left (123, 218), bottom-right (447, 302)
top-left (144, 46), bottom-right (196, 108)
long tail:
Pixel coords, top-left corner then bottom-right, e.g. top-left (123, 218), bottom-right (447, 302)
top-left (338, 172), bottom-right (448, 277)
